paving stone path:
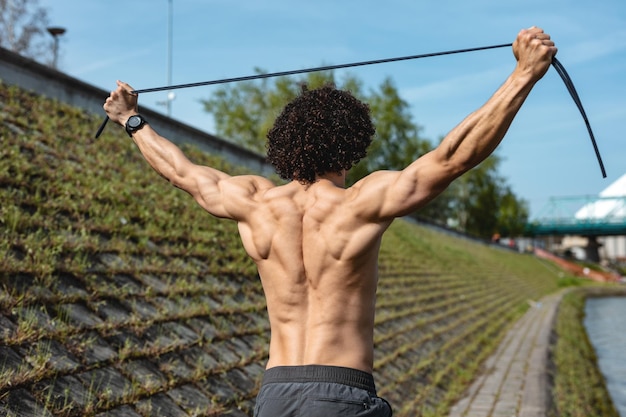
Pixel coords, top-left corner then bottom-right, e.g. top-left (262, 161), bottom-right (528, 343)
top-left (448, 291), bottom-right (564, 417)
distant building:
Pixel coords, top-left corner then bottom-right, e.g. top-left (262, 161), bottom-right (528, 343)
top-left (562, 173), bottom-right (626, 262)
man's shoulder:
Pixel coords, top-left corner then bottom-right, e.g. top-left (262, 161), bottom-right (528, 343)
top-left (347, 170), bottom-right (397, 195)
top-left (226, 174), bottom-right (276, 192)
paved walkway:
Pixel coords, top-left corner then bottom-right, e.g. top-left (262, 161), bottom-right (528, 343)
top-left (448, 291), bottom-right (564, 417)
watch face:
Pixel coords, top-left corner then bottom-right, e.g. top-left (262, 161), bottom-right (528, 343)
top-left (128, 116), bottom-right (141, 128)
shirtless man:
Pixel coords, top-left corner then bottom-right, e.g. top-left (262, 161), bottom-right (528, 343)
top-left (104, 26), bottom-right (556, 417)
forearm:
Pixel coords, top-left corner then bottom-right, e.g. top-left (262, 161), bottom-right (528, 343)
top-left (366, 68), bottom-right (539, 219)
top-left (439, 67), bottom-right (536, 175)
top-left (369, 27), bottom-right (555, 220)
top-left (130, 125), bottom-right (194, 184)
top-left (439, 27), bottom-right (556, 174)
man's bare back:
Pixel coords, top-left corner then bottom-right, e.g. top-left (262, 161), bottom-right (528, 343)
top-left (240, 176), bottom-right (390, 373)
top-left (104, 26), bottom-right (557, 415)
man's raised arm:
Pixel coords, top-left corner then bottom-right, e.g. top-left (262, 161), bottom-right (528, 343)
top-left (353, 26), bottom-right (557, 221)
top-left (103, 81), bottom-right (273, 220)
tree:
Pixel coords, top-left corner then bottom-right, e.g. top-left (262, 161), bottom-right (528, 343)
top-left (496, 187), bottom-right (529, 237)
top-left (201, 70), bottom-right (528, 236)
top-left (442, 154), bottom-right (529, 239)
top-left (202, 69), bottom-right (360, 154)
top-left (348, 77), bottom-right (432, 184)
top-left (459, 155), bottom-right (504, 238)
top-left (0, 0), bottom-right (52, 62)
top-left (201, 70), bottom-right (433, 180)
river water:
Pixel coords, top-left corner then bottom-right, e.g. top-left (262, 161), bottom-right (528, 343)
top-left (584, 296), bottom-right (626, 416)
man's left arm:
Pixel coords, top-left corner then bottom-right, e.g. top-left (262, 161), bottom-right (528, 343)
top-left (350, 27), bottom-right (557, 222)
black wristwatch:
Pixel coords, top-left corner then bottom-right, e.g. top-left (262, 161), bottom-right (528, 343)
top-left (125, 114), bottom-right (148, 137)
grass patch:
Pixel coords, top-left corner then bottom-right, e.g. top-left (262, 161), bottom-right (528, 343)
top-left (549, 287), bottom-right (622, 417)
top-left (0, 80), bottom-right (616, 416)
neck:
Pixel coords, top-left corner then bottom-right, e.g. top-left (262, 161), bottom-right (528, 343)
top-left (316, 171), bottom-right (346, 188)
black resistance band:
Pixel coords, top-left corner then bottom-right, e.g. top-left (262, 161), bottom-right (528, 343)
top-left (94, 43), bottom-right (606, 178)
top-left (551, 56), bottom-right (605, 177)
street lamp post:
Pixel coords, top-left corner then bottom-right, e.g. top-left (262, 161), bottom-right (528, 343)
top-left (156, 0), bottom-right (175, 116)
top-left (47, 27), bottom-right (66, 69)
top-left (166, 0), bottom-right (173, 116)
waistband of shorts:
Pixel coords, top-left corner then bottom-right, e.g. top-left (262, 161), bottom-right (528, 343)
top-left (262, 365), bottom-right (376, 393)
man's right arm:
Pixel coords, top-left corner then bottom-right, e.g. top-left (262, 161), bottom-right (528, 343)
top-left (103, 81), bottom-right (274, 221)
top-left (351, 27), bottom-right (557, 222)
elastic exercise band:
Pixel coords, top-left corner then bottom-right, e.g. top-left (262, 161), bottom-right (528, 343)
top-left (551, 57), bottom-right (605, 177)
top-left (94, 43), bottom-right (605, 178)
top-left (95, 43), bottom-right (511, 138)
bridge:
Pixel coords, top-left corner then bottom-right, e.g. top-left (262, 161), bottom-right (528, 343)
top-left (527, 174), bottom-right (626, 238)
top-left (527, 195), bottom-right (626, 236)
top-left (525, 194), bottom-right (626, 262)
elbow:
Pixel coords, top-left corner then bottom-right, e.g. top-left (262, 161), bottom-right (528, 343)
top-left (437, 138), bottom-right (481, 179)
top-left (445, 147), bottom-right (484, 178)
top-left (168, 171), bottom-right (191, 191)
top-left (158, 162), bottom-right (189, 190)
top-left (439, 156), bottom-right (471, 182)
top-left (167, 158), bottom-right (194, 187)
top-left (453, 160), bottom-right (474, 178)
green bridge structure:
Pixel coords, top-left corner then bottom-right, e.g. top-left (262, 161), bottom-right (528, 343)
top-left (526, 195), bottom-right (626, 262)
top-left (527, 195), bottom-right (626, 237)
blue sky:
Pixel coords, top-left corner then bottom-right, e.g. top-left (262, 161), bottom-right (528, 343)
top-left (39, 0), bottom-right (625, 218)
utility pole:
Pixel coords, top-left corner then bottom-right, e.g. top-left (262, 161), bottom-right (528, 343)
top-left (157, 1), bottom-right (175, 116)
top-left (166, 0), bottom-right (174, 116)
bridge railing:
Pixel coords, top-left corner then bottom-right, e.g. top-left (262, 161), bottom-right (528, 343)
top-left (527, 196), bottom-right (626, 236)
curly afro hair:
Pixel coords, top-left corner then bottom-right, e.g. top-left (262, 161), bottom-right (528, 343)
top-left (266, 84), bottom-right (375, 184)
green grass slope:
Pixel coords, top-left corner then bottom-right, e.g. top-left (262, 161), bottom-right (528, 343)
top-left (1, 81), bottom-right (566, 416)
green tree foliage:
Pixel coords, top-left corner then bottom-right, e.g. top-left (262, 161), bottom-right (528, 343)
top-left (201, 69), bottom-right (346, 153)
top-left (442, 154), bottom-right (529, 239)
top-left (497, 186), bottom-right (530, 237)
top-left (201, 70), bottom-right (529, 238)
top-left (348, 77), bottom-right (432, 184)
top-left (201, 69), bottom-right (432, 175)
top-left (0, 0), bottom-right (52, 62)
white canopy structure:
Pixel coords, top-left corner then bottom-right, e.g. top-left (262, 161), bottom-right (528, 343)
top-left (575, 173), bottom-right (626, 221)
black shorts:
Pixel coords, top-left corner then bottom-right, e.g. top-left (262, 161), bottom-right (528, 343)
top-left (254, 365), bottom-right (393, 417)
